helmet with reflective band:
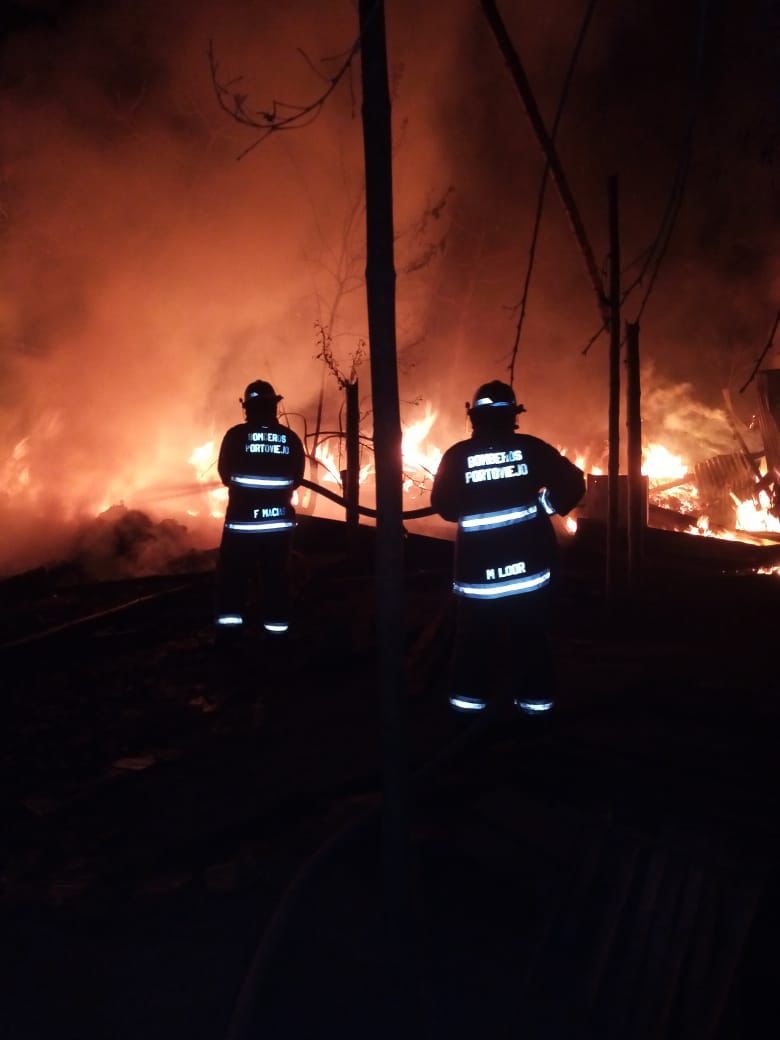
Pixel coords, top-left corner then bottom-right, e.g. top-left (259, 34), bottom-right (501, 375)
top-left (466, 381), bottom-right (526, 427)
top-left (470, 380), bottom-right (516, 410)
top-left (243, 380), bottom-right (282, 403)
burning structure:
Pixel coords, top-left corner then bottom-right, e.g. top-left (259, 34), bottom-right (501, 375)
top-left (0, 0), bottom-right (776, 578)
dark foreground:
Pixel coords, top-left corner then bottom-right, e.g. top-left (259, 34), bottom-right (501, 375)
top-left (1, 518), bottom-right (779, 1039)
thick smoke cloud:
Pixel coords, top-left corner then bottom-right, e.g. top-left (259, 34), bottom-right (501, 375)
top-left (0, 0), bottom-right (776, 574)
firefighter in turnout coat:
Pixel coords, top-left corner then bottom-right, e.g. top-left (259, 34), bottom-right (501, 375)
top-left (431, 380), bottom-right (585, 716)
top-left (215, 380), bottom-right (305, 636)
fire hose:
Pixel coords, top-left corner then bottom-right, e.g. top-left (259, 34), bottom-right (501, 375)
top-left (299, 477), bottom-right (434, 521)
top-left (149, 477), bottom-right (435, 520)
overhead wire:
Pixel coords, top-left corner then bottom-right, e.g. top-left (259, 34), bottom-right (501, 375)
top-left (508, 0), bottom-right (600, 387)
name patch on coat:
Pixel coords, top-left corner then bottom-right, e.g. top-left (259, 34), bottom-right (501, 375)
top-left (485, 560), bottom-right (526, 580)
top-left (465, 449), bottom-right (527, 484)
top-left (254, 506), bottom-right (288, 519)
top-left (245, 431), bottom-right (290, 455)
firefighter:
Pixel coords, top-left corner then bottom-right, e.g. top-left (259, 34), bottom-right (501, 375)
top-left (430, 380), bottom-right (585, 717)
top-left (215, 380), bottom-right (305, 637)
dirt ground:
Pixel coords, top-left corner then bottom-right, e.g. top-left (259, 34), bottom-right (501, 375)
top-left (1, 518), bottom-right (779, 1038)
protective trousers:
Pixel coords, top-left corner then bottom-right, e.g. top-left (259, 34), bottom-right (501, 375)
top-left (449, 586), bottom-right (554, 712)
top-left (215, 529), bottom-right (292, 632)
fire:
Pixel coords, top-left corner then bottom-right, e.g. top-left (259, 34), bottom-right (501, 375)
top-left (641, 442), bottom-right (688, 481)
top-left (561, 431), bottom-right (779, 552)
top-left (402, 407), bottom-right (442, 492)
top-left (732, 489), bottom-right (780, 534)
top-left (312, 440), bottom-right (372, 487)
top-left (312, 408), bottom-right (444, 496)
top-left (559, 448), bottom-right (603, 476)
top-left (188, 441), bottom-right (217, 481)
top-left (3, 390), bottom-right (776, 578)
top-left (642, 441), bottom-right (780, 539)
top-left (187, 440), bottom-right (227, 519)
top-left (313, 440), bottom-right (343, 484)
top-left (639, 441), bottom-right (699, 515)
top-left (686, 514), bottom-right (740, 542)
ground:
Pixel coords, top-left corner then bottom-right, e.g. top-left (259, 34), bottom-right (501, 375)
top-left (1, 518), bottom-right (778, 1038)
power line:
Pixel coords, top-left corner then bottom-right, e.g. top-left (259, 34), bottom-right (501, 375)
top-left (508, 0), bottom-right (600, 387)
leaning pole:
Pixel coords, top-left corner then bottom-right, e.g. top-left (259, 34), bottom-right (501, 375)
top-left (358, 0), bottom-right (410, 952)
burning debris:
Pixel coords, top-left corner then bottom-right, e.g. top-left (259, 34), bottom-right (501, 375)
top-left (4, 372), bottom-right (780, 581)
top-left (643, 386), bottom-right (780, 543)
top-left (567, 368), bottom-right (780, 561)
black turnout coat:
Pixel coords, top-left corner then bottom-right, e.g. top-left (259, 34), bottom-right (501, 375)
top-left (431, 431), bottom-right (585, 597)
top-left (218, 420), bottom-right (305, 533)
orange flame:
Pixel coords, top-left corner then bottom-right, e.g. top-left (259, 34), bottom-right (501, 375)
top-left (401, 407), bottom-right (442, 494)
top-left (187, 440), bottom-right (227, 519)
top-left (642, 442), bottom-right (688, 482)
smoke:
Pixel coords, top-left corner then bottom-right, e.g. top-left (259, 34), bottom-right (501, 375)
top-left (640, 364), bottom-right (741, 462)
top-left (68, 504), bottom-right (209, 582)
top-left (0, 0), bottom-right (776, 575)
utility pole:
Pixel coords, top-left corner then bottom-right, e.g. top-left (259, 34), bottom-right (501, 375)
top-left (606, 175), bottom-right (621, 599)
top-left (344, 378), bottom-right (361, 555)
top-left (625, 321), bottom-right (644, 589)
top-left (358, 0), bottom-right (409, 963)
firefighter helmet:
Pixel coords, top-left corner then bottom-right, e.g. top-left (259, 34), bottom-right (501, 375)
top-left (467, 380), bottom-right (525, 416)
top-left (243, 380), bottom-right (282, 404)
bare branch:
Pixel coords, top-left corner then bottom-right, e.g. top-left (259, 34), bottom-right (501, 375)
top-left (208, 35), bottom-right (361, 159)
top-left (314, 322), bottom-right (366, 389)
top-left (296, 47), bottom-right (332, 84)
top-left (581, 321), bottom-right (608, 356)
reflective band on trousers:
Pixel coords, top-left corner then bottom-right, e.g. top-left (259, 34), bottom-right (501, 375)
top-left (216, 614), bottom-right (243, 625)
top-left (515, 698), bottom-right (554, 714)
top-left (538, 488), bottom-right (556, 515)
top-left (264, 622), bottom-right (289, 633)
top-left (231, 474), bottom-right (293, 488)
top-left (226, 520), bottom-right (294, 532)
top-left (453, 567), bottom-right (551, 599)
top-left (460, 502), bottom-right (537, 532)
top-left (449, 695), bottom-right (487, 712)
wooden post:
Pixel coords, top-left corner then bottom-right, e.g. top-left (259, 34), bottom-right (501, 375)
top-left (625, 321), bottom-right (643, 589)
top-left (344, 379), bottom-right (360, 548)
top-left (606, 175), bottom-right (621, 599)
top-left (358, 0), bottom-right (408, 950)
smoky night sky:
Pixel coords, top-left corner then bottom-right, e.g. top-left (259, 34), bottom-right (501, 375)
top-left (0, 0), bottom-right (777, 573)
